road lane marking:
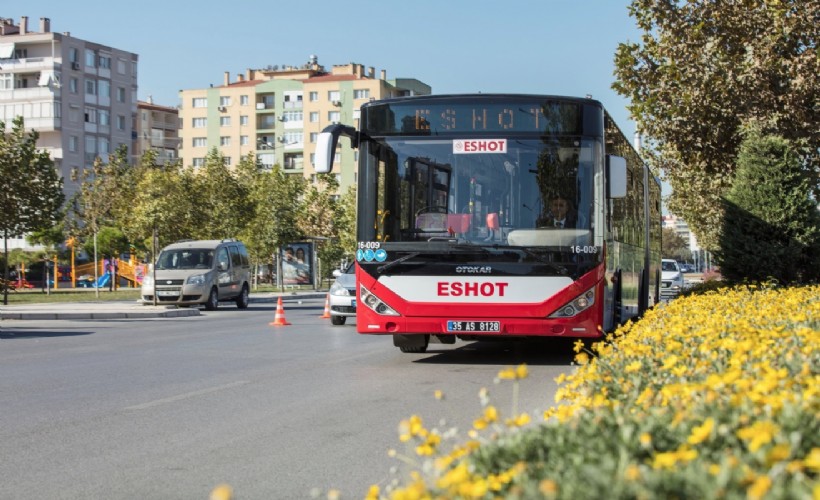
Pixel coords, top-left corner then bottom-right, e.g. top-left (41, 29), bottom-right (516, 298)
top-left (124, 380), bottom-right (250, 410)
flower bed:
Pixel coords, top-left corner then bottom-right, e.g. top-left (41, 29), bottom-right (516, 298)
top-left (376, 285), bottom-right (819, 499)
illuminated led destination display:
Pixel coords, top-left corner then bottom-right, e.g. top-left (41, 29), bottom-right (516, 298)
top-left (361, 97), bottom-right (601, 136)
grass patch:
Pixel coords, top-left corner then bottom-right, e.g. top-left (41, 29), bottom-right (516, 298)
top-left (1, 288), bottom-right (142, 304)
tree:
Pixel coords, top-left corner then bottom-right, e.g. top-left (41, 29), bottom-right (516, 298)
top-left (235, 155), bottom-right (304, 281)
top-left (715, 129), bottom-right (820, 284)
top-left (195, 148), bottom-right (251, 239)
top-left (661, 227), bottom-right (689, 261)
top-left (297, 174), bottom-right (347, 280)
top-left (613, 0), bottom-right (819, 250)
top-left (0, 117), bottom-right (64, 304)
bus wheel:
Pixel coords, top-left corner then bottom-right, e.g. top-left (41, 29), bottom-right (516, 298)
top-left (393, 334), bottom-right (429, 353)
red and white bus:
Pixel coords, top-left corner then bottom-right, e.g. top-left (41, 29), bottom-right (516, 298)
top-left (317, 94), bottom-right (661, 353)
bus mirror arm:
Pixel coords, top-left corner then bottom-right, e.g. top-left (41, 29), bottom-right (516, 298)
top-left (315, 124), bottom-right (359, 174)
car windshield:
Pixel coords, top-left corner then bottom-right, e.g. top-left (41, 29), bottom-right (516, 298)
top-left (156, 249), bottom-right (214, 270)
top-left (662, 261), bottom-right (678, 272)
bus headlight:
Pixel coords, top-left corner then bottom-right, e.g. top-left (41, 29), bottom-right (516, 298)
top-left (360, 285), bottom-right (399, 316)
top-left (549, 287), bottom-right (596, 318)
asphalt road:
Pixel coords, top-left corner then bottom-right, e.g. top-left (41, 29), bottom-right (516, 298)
top-left (0, 299), bottom-right (579, 499)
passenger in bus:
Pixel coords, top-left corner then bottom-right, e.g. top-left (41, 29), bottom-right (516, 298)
top-left (537, 195), bottom-right (576, 228)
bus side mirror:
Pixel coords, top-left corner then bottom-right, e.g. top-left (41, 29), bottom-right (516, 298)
top-left (607, 155), bottom-right (627, 199)
top-left (314, 130), bottom-right (337, 173)
top-left (315, 123), bottom-right (359, 174)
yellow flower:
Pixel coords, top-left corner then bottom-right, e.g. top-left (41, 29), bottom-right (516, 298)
top-left (575, 352), bottom-right (590, 365)
top-left (573, 339), bottom-right (585, 353)
top-left (364, 485), bottom-right (379, 500)
top-left (624, 360), bottom-right (642, 373)
top-left (625, 464), bottom-right (641, 481)
top-left (434, 389), bottom-right (444, 400)
top-left (746, 475), bottom-right (772, 500)
top-left (805, 447), bottom-right (820, 471)
top-left (539, 479), bottom-right (558, 495)
top-left (687, 417), bottom-right (714, 445)
top-left (209, 484), bottom-right (233, 500)
top-left (639, 433), bottom-right (652, 448)
top-left (515, 363), bottom-right (529, 379)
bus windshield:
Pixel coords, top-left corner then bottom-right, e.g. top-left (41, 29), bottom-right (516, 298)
top-left (360, 135), bottom-right (602, 253)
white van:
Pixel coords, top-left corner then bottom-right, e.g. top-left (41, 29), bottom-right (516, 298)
top-left (141, 239), bottom-right (251, 310)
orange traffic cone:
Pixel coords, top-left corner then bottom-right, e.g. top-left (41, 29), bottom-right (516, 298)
top-left (269, 297), bottom-right (291, 326)
top-left (320, 294), bottom-right (331, 319)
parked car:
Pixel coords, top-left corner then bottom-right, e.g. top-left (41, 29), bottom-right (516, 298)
top-left (328, 263), bottom-right (356, 325)
top-left (661, 259), bottom-right (685, 300)
top-left (140, 239), bottom-right (251, 310)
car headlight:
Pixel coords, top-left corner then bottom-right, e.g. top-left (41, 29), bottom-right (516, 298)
top-left (330, 281), bottom-right (349, 296)
top-left (187, 274), bottom-right (206, 286)
top-left (142, 275), bottom-right (153, 287)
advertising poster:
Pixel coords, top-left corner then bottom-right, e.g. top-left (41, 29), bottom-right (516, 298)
top-left (281, 242), bottom-right (312, 285)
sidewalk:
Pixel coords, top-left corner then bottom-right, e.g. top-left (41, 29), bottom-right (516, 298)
top-left (0, 291), bottom-right (327, 320)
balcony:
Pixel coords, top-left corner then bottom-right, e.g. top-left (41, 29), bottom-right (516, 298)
top-left (0, 86), bottom-right (60, 101)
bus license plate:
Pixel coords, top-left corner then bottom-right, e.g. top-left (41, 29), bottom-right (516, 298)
top-left (447, 321), bottom-right (501, 332)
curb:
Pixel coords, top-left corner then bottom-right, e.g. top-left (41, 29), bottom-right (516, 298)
top-left (0, 293), bottom-right (328, 321)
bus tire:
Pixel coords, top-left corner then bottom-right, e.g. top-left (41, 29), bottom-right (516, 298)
top-left (394, 334), bottom-right (429, 353)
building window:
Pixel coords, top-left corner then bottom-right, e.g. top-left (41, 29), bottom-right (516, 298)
top-left (0, 74), bottom-right (11, 90)
top-left (240, 95), bottom-right (249, 105)
top-left (193, 137), bottom-right (207, 147)
top-left (353, 109), bottom-right (361, 120)
top-left (85, 80), bottom-right (97, 95)
top-left (283, 131), bottom-right (303, 144)
top-left (192, 118), bottom-right (207, 128)
top-left (69, 77), bottom-right (78, 93)
top-left (283, 110), bottom-right (302, 122)
top-left (99, 110), bottom-right (110, 126)
top-left (117, 115), bottom-right (126, 130)
top-left (328, 111), bottom-right (341, 123)
top-left (309, 112), bottom-right (319, 123)
top-left (309, 91), bottom-right (318, 102)
top-left (99, 138), bottom-right (110, 155)
top-left (240, 136), bottom-right (249, 146)
top-left (310, 132), bottom-right (318, 143)
top-left (98, 56), bottom-right (111, 69)
top-left (353, 89), bottom-right (369, 99)
top-left (117, 87), bottom-right (126, 102)
top-left (98, 80), bottom-right (110, 97)
top-left (192, 97), bottom-right (207, 108)
top-left (85, 49), bottom-right (96, 67)
top-left (219, 96), bottom-right (231, 106)
top-left (240, 115), bottom-right (249, 126)
top-left (84, 108), bottom-right (97, 123)
top-left (328, 91), bottom-right (340, 102)
top-left (192, 158), bottom-right (205, 167)
top-left (117, 59), bottom-right (126, 74)
top-left (69, 136), bottom-right (78, 152)
top-left (220, 116), bottom-right (231, 127)
top-left (310, 153), bottom-right (315, 165)
top-left (220, 136), bottom-right (231, 146)
top-left (69, 48), bottom-right (79, 63)
top-left (223, 157), bottom-right (232, 166)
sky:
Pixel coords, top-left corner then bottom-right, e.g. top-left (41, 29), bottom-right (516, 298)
top-left (5, 0), bottom-right (644, 137)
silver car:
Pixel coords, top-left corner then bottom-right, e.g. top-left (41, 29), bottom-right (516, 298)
top-left (328, 264), bottom-right (356, 325)
top-left (661, 259), bottom-right (684, 301)
top-left (141, 239), bottom-right (251, 310)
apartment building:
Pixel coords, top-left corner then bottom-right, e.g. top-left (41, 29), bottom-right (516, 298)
top-left (0, 16), bottom-right (138, 199)
top-left (134, 97), bottom-right (180, 165)
top-left (178, 56), bottom-right (430, 193)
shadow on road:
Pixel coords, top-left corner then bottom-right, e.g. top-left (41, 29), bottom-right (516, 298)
top-left (0, 328), bottom-right (95, 339)
top-left (413, 338), bottom-right (581, 366)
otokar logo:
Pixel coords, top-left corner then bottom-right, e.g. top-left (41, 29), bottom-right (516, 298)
top-left (455, 266), bottom-right (492, 274)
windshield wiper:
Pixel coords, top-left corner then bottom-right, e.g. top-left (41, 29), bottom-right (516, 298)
top-left (376, 252), bottom-right (420, 274)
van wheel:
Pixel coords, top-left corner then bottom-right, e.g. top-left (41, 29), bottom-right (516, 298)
top-left (204, 287), bottom-right (219, 311)
top-left (236, 285), bottom-right (249, 309)
top-left (330, 315), bottom-right (346, 325)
